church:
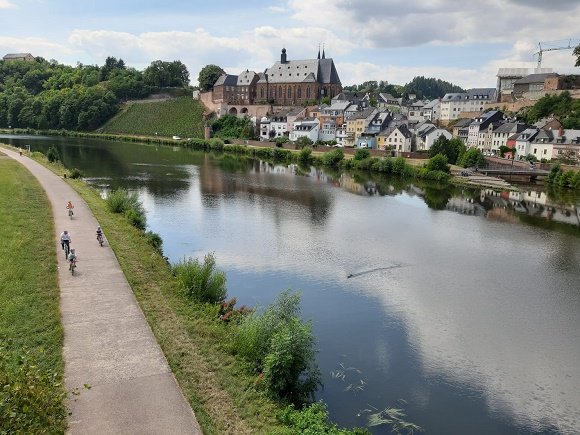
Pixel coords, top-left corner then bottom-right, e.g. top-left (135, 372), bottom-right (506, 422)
top-left (212, 48), bottom-right (342, 106)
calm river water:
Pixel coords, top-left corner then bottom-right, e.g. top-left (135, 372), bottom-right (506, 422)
top-left (4, 135), bottom-right (580, 434)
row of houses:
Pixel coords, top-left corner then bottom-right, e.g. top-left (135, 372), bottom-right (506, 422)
top-left (259, 95), bottom-right (452, 153)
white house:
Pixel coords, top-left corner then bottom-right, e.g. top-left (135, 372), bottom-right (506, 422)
top-left (415, 123), bottom-right (452, 151)
top-left (289, 119), bottom-right (320, 143)
top-left (514, 128), bottom-right (540, 158)
top-left (377, 124), bottom-right (412, 152)
top-left (422, 99), bottom-right (441, 121)
top-left (439, 88), bottom-right (496, 123)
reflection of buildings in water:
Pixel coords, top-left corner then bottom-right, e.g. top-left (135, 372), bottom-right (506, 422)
top-left (480, 189), bottom-right (580, 227)
top-left (198, 158), bottom-right (333, 224)
top-left (445, 195), bottom-right (487, 217)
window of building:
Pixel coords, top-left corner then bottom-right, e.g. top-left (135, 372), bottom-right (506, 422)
top-left (288, 87), bottom-right (292, 98)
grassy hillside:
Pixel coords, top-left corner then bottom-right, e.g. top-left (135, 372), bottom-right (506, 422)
top-left (100, 97), bottom-right (205, 138)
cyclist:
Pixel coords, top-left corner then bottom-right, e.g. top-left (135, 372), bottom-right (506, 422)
top-left (60, 230), bottom-right (71, 251)
top-left (68, 248), bottom-right (77, 270)
top-left (66, 201), bottom-right (74, 217)
top-left (96, 226), bottom-right (103, 244)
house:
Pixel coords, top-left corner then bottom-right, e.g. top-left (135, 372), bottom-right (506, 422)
top-left (285, 107), bottom-right (307, 132)
top-left (528, 128), bottom-right (580, 161)
top-left (289, 119), bottom-right (320, 143)
top-left (452, 119), bottom-right (471, 143)
top-left (377, 93), bottom-right (403, 112)
top-left (467, 110), bottom-right (504, 148)
top-left (332, 91), bottom-right (370, 109)
top-left (414, 122), bottom-right (452, 151)
top-left (439, 88), bottom-right (496, 122)
top-left (407, 100), bottom-right (427, 123)
top-left (490, 122), bottom-right (529, 154)
top-left (344, 107), bottom-right (378, 147)
top-left (260, 109), bottom-right (293, 139)
top-left (514, 128), bottom-right (540, 158)
top-left (377, 124), bottom-right (412, 152)
top-left (3, 53), bottom-right (34, 62)
top-left (512, 73), bottom-right (558, 99)
top-left (212, 74), bottom-right (239, 104)
top-left (319, 101), bottom-right (351, 141)
top-left (366, 111), bottom-right (392, 134)
top-left (422, 99), bottom-right (441, 122)
top-left (234, 70), bottom-right (259, 104)
top-left (496, 68), bottom-right (552, 102)
top-left (255, 48), bottom-right (342, 105)
top-left (533, 117), bottom-right (562, 131)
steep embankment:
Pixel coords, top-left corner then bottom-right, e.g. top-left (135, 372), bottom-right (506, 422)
top-left (100, 96), bottom-right (205, 139)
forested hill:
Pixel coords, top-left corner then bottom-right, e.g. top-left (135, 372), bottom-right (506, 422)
top-left (344, 76), bottom-right (465, 100)
top-left (0, 56), bottom-right (190, 131)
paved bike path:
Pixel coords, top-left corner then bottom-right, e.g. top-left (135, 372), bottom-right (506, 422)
top-left (2, 147), bottom-right (201, 434)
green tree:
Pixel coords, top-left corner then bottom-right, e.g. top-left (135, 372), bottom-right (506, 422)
top-left (144, 60), bottom-right (189, 88)
top-left (198, 64), bottom-right (225, 91)
top-left (428, 136), bottom-right (464, 164)
top-left (458, 148), bottom-right (486, 168)
top-left (574, 44), bottom-right (580, 67)
top-left (425, 153), bottom-right (450, 173)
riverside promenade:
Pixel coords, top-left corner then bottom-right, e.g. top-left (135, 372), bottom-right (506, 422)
top-left (2, 147), bottom-right (201, 434)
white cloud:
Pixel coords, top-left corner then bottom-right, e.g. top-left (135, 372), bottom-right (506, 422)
top-left (0, 0), bottom-right (15, 9)
top-left (266, 5), bottom-right (287, 13)
top-left (0, 36), bottom-right (74, 58)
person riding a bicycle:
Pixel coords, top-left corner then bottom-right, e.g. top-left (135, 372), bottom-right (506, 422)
top-left (60, 230), bottom-right (71, 250)
top-left (66, 201), bottom-right (74, 216)
top-left (96, 226), bottom-right (103, 240)
top-left (68, 248), bottom-right (77, 270)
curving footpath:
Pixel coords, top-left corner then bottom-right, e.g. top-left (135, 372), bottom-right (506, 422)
top-left (2, 147), bottom-right (201, 434)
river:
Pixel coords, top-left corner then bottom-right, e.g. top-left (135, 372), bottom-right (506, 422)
top-left (3, 135), bottom-right (580, 434)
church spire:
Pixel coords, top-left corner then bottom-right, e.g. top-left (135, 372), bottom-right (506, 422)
top-left (317, 44), bottom-right (321, 60)
top-left (322, 43), bottom-right (326, 59)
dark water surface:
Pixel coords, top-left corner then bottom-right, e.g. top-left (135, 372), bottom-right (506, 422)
top-left (4, 136), bottom-right (580, 434)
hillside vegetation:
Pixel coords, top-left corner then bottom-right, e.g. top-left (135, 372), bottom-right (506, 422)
top-left (100, 97), bottom-right (205, 138)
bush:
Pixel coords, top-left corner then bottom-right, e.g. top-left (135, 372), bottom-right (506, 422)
top-left (106, 188), bottom-right (147, 229)
top-left (272, 147), bottom-right (291, 161)
top-left (354, 149), bottom-right (371, 161)
top-left (425, 154), bottom-right (450, 173)
top-left (144, 231), bottom-right (163, 254)
top-left (173, 253), bottom-right (227, 303)
top-left (69, 168), bottom-right (83, 179)
top-left (208, 138), bottom-right (225, 151)
top-left (298, 146), bottom-right (313, 165)
top-left (275, 402), bottom-right (369, 435)
top-left (46, 145), bottom-right (60, 163)
top-left (0, 343), bottom-right (67, 434)
top-left (234, 291), bottom-right (321, 404)
top-left (321, 149), bottom-right (344, 167)
top-left (458, 148), bottom-right (486, 168)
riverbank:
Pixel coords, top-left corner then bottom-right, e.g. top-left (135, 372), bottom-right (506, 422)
top-left (0, 129), bottom-right (519, 191)
top-left (0, 152), bottom-right (66, 433)
top-left (1, 144), bottom-right (370, 434)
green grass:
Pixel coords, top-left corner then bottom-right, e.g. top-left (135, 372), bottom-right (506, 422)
top-left (0, 153), bottom-right (66, 433)
top-left (18, 148), bottom-right (285, 434)
top-left (100, 96), bottom-right (205, 138)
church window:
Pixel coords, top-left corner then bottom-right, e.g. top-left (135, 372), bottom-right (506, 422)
top-left (279, 86), bottom-right (282, 97)
top-left (297, 87), bottom-right (302, 98)
top-left (288, 87), bottom-right (292, 98)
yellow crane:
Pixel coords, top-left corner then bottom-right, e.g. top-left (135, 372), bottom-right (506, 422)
top-left (534, 39), bottom-right (580, 68)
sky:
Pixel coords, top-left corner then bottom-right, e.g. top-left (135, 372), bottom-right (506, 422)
top-left (1, 0), bottom-right (579, 89)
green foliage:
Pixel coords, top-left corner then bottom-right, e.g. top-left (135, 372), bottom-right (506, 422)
top-left (69, 167), bottom-right (83, 179)
top-left (428, 136), bottom-right (464, 164)
top-left (295, 136), bottom-right (313, 148)
top-left (498, 145), bottom-right (512, 158)
top-left (143, 60), bottom-right (189, 88)
top-left (105, 188), bottom-right (147, 229)
top-left (198, 64), bottom-right (225, 91)
top-left (234, 291), bottom-right (321, 403)
top-left (547, 164), bottom-right (580, 190)
top-left (275, 136), bottom-right (289, 146)
top-left (173, 253), bottom-right (227, 303)
top-left (524, 154), bottom-right (538, 162)
top-left (522, 91), bottom-right (580, 129)
top-left (457, 148), bottom-right (486, 168)
top-left (354, 148), bottom-right (371, 161)
top-left (0, 343), bottom-right (68, 434)
top-left (276, 402), bottom-right (369, 435)
top-left (211, 114), bottom-right (254, 139)
top-left (46, 145), bottom-right (60, 163)
top-left (403, 76), bottom-right (464, 99)
top-left (144, 231), bottom-right (163, 254)
top-left (425, 154), bottom-right (450, 173)
top-left (320, 96), bottom-right (331, 105)
top-left (575, 44), bottom-right (580, 67)
top-left (297, 146), bottom-right (313, 164)
top-left (101, 97), bottom-right (205, 138)
top-left (321, 149), bottom-right (344, 167)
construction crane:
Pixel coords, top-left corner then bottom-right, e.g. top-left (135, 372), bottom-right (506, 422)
top-left (534, 39), bottom-right (580, 68)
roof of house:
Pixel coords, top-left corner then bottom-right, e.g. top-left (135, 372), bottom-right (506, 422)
top-left (453, 118), bottom-right (472, 128)
top-left (515, 128), bottom-right (540, 141)
top-left (533, 117), bottom-right (561, 128)
top-left (260, 54), bottom-right (341, 85)
top-left (378, 93), bottom-right (402, 104)
top-left (323, 101), bottom-right (352, 112)
top-left (214, 74), bottom-right (238, 87)
top-left (3, 53), bottom-right (33, 60)
top-left (287, 107), bottom-right (306, 117)
top-left (442, 88), bottom-right (496, 102)
top-left (347, 107), bottom-right (376, 120)
top-left (236, 70), bottom-right (258, 86)
top-left (514, 73), bottom-right (557, 85)
top-left (494, 122), bottom-right (529, 135)
top-left (423, 99), bottom-right (440, 109)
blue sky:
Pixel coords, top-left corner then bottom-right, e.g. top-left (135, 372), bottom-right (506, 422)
top-left (1, 0), bottom-right (579, 89)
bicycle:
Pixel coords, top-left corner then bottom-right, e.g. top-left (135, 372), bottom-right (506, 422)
top-left (97, 233), bottom-right (104, 247)
top-left (68, 208), bottom-right (74, 219)
top-left (69, 258), bottom-right (76, 275)
top-left (63, 241), bottom-right (70, 259)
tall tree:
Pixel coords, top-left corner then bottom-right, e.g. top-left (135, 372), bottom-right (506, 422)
top-left (198, 64), bottom-right (225, 91)
top-left (574, 44), bottom-right (580, 67)
top-left (144, 60), bottom-right (189, 88)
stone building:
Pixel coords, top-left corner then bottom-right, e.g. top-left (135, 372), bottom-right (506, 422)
top-left (253, 48), bottom-right (342, 105)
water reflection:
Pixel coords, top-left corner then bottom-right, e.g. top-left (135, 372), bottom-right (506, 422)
top-left (2, 135), bottom-right (580, 434)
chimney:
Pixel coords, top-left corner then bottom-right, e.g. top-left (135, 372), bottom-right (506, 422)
top-left (281, 48), bottom-right (287, 64)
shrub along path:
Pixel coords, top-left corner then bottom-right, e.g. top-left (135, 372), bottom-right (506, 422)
top-left (1, 146), bottom-right (201, 434)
